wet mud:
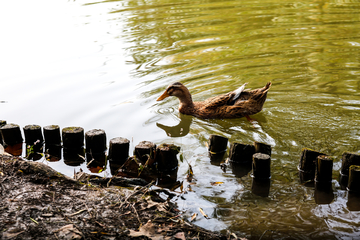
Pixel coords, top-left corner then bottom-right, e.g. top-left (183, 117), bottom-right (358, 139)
top-left (0, 155), bottom-right (227, 239)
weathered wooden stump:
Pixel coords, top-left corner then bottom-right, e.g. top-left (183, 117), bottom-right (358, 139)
top-left (231, 162), bottom-right (252, 178)
top-left (85, 129), bottom-right (106, 154)
top-left (62, 127), bottom-right (84, 149)
top-left (0, 123), bottom-right (23, 146)
top-left (347, 165), bottom-right (360, 193)
top-left (108, 137), bottom-right (130, 165)
top-left (155, 143), bottom-right (180, 172)
top-left (315, 155), bottom-right (333, 183)
top-left (298, 148), bottom-right (326, 183)
top-left (340, 152), bottom-right (360, 177)
top-left (134, 141), bottom-right (156, 164)
top-left (43, 125), bottom-right (61, 146)
top-left (208, 135), bottom-right (228, 154)
top-left (63, 148), bottom-right (85, 166)
top-left (23, 124), bottom-right (43, 145)
top-left (252, 153), bottom-right (271, 180)
top-left (254, 141), bottom-right (271, 156)
top-left (0, 120), bottom-right (6, 146)
top-left (229, 142), bottom-right (255, 163)
top-left (252, 178), bottom-right (270, 197)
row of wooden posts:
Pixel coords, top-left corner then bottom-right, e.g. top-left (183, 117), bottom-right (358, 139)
top-left (207, 134), bottom-right (360, 202)
top-left (1, 121), bottom-right (360, 199)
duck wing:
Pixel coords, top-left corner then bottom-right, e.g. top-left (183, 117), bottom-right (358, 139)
top-left (202, 83), bottom-right (248, 109)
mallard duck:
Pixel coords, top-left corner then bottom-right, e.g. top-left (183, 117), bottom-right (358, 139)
top-left (157, 82), bottom-right (271, 119)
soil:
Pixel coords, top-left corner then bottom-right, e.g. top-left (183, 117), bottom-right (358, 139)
top-left (0, 154), bottom-right (228, 240)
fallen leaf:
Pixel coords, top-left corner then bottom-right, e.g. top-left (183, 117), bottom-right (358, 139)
top-left (190, 213), bottom-right (197, 222)
top-left (199, 208), bottom-right (210, 219)
top-left (210, 182), bottom-right (224, 186)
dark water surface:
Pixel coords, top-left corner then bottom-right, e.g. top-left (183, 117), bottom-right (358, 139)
top-left (1, 0), bottom-right (360, 238)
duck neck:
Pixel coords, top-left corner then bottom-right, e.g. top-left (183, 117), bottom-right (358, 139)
top-left (177, 91), bottom-right (195, 112)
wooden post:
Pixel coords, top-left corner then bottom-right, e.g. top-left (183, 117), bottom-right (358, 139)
top-left (43, 125), bottom-right (61, 146)
top-left (208, 135), bottom-right (228, 154)
top-left (348, 165), bottom-right (360, 193)
top-left (229, 142), bottom-right (255, 164)
top-left (0, 123), bottom-right (23, 146)
top-left (254, 141), bottom-right (271, 156)
top-left (108, 137), bottom-right (130, 165)
top-left (85, 129), bottom-right (106, 154)
top-left (155, 143), bottom-right (180, 172)
top-left (252, 153), bottom-right (271, 180)
top-left (298, 148), bottom-right (326, 183)
top-left (134, 141), bottom-right (156, 164)
top-left (23, 125), bottom-right (43, 145)
top-left (315, 155), bottom-right (333, 183)
top-left (340, 152), bottom-right (360, 177)
top-left (62, 127), bottom-right (84, 149)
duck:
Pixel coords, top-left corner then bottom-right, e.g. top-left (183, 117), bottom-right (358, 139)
top-left (157, 82), bottom-right (271, 119)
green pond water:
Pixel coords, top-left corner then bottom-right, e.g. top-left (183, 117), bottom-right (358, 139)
top-left (1, 0), bottom-right (360, 238)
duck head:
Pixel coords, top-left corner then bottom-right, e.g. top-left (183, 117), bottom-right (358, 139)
top-left (156, 82), bottom-right (192, 102)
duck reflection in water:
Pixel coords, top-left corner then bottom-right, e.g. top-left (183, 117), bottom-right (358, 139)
top-left (156, 113), bottom-right (192, 137)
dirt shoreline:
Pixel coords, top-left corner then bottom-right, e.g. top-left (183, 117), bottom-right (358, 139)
top-left (0, 155), bottom-right (228, 240)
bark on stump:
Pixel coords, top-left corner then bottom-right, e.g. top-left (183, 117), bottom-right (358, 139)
top-left (43, 125), bottom-right (61, 146)
top-left (229, 142), bottom-right (255, 164)
top-left (252, 153), bottom-right (271, 180)
top-left (85, 129), bottom-right (106, 154)
top-left (0, 123), bottom-right (23, 146)
top-left (134, 141), bottom-right (156, 164)
top-left (155, 143), bottom-right (180, 172)
top-left (108, 137), bottom-right (130, 165)
top-left (254, 141), bottom-right (271, 156)
top-left (62, 127), bottom-right (84, 149)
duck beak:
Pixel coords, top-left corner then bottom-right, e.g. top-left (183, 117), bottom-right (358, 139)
top-left (157, 91), bottom-right (170, 101)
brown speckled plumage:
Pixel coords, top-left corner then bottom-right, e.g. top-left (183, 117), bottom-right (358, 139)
top-left (157, 82), bottom-right (271, 119)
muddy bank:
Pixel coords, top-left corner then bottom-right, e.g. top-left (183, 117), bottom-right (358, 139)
top-left (0, 155), bottom-right (228, 240)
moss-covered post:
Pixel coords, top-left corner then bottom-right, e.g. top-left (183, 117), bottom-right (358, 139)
top-left (155, 143), bottom-right (180, 172)
top-left (134, 141), bottom-right (156, 164)
top-left (43, 125), bottom-right (61, 146)
top-left (62, 127), bottom-right (84, 149)
top-left (0, 123), bottom-right (23, 146)
top-left (62, 127), bottom-right (85, 167)
top-left (85, 129), bottom-right (106, 154)
top-left (108, 137), bottom-right (130, 165)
